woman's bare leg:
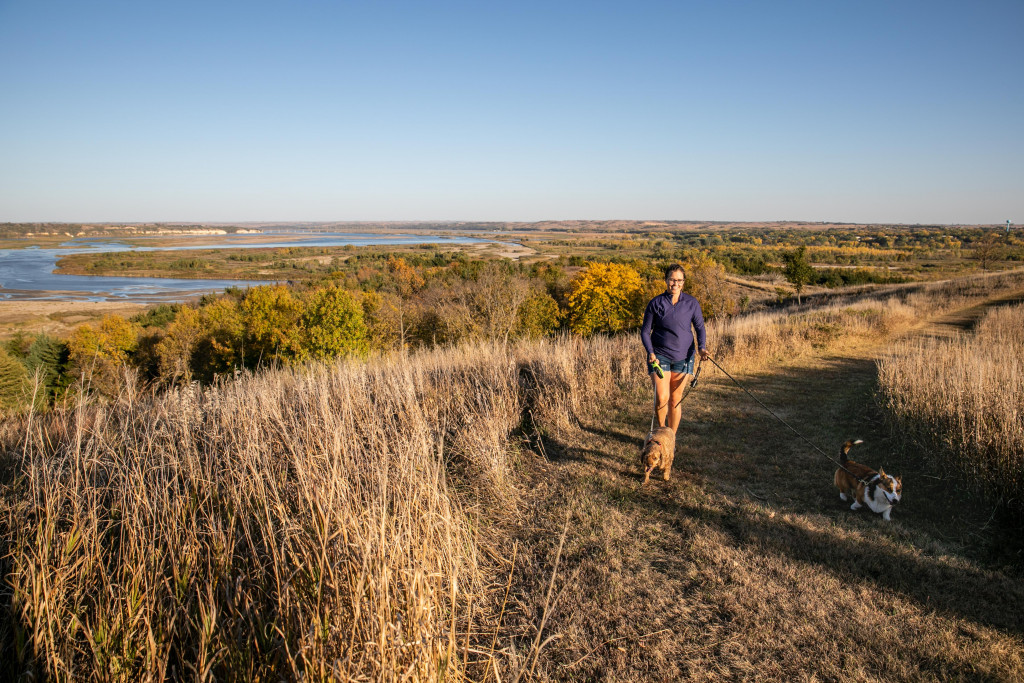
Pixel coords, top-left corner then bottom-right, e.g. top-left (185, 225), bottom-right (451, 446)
top-left (650, 371), bottom-right (671, 427)
top-left (666, 372), bottom-right (692, 431)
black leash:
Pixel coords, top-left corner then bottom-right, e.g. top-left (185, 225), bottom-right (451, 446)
top-left (705, 356), bottom-right (869, 484)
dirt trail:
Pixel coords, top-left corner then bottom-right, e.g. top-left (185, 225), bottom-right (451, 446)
top-left (510, 294), bottom-right (1024, 681)
top-left (915, 287), bottom-right (1024, 339)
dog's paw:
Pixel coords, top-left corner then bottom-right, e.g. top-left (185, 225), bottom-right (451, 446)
top-left (839, 492), bottom-right (848, 501)
top-left (850, 501), bottom-right (862, 511)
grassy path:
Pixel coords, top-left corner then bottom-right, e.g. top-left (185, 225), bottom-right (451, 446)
top-left (507, 300), bottom-right (1024, 681)
top-left (916, 287), bottom-right (1024, 339)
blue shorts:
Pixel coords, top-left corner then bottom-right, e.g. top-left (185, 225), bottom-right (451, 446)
top-left (648, 354), bottom-right (695, 376)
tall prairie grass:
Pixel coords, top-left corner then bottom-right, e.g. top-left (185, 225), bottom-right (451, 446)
top-left (877, 303), bottom-right (1024, 511)
top-left (713, 268), bottom-right (1024, 371)
top-left (712, 297), bottom-right (919, 370)
top-left (0, 338), bottom-right (639, 681)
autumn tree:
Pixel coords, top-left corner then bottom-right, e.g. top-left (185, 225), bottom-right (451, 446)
top-left (241, 285), bottom-right (303, 365)
top-left (361, 290), bottom-right (406, 351)
top-left (566, 262), bottom-right (646, 334)
top-left (155, 306), bottom-right (204, 384)
top-left (67, 314), bottom-right (140, 394)
top-left (475, 263), bottom-right (532, 344)
top-left (382, 256), bottom-right (426, 348)
top-left (194, 297), bottom-right (245, 380)
top-left (300, 286), bottom-right (368, 360)
top-left (973, 232), bottom-right (1005, 270)
top-left (783, 246), bottom-right (816, 304)
top-left (387, 255), bottom-right (425, 295)
top-left (684, 252), bottom-right (737, 320)
top-left (413, 279), bottom-right (480, 345)
top-left (516, 291), bottom-right (562, 339)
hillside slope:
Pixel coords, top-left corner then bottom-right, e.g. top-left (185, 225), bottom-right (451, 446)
top-left (503, 299), bottom-right (1024, 681)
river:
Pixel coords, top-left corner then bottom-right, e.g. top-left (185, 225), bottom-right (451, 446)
top-left (0, 231), bottom-right (488, 303)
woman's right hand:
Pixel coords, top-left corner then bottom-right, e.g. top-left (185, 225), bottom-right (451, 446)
top-left (648, 353), bottom-right (657, 364)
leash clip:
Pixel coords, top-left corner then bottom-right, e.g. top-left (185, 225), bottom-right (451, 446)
top-left (689, 362), bottom-right (703, 388)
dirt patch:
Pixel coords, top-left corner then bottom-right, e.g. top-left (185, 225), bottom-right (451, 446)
top-left (0, 300), bottom-right (147, 338)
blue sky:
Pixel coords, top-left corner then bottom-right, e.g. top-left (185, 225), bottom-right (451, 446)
top-left (1, 0), bottom-right (1021, 224)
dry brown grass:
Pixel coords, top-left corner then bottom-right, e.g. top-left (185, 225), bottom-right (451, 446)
top-left (1, 345), bottom-right (533, 681)
top-left (499, 271), bottom-right (1024, 681)
top-left (710, 267), bottom-right (1024, 372)
top-left (878, 303), bottom-right (1024, 512)
top-left (0, 331), bottom-right (641, 681)
top-left (3, 267), bottom-right (1024, 681)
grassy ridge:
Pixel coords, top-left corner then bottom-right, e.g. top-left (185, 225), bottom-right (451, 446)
top-left (3, 269), bottom-right (1024, 680)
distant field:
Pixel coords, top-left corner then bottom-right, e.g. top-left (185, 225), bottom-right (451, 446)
top-left (0, 221), bottom-right (1016, 344)
top-left (40, 222), bottom-right (1023, 285)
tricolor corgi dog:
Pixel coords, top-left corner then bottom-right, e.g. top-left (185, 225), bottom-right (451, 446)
top-left (834, 439), bottom-right (902, 521)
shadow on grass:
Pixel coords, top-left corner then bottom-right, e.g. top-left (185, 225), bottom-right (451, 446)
top-left (537, 355), bottom-right (1024, 638)
top-left (594, 355), bottom-right (1017, 554)
top-left (656, 490), bottom-right (1024, 636)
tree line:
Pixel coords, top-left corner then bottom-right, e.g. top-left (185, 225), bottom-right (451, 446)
top-left (0, 254), bottom-right (737, 410)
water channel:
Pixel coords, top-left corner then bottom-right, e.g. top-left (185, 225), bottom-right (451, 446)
top-left (0, 231), bottom-right (488, 303)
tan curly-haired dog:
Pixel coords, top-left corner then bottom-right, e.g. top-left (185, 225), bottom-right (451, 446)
top-left (641, 426), bottom-right (676, 484)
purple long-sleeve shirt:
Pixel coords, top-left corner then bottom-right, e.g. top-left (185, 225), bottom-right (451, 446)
top-left (640, 292), bottom-right (706, 361)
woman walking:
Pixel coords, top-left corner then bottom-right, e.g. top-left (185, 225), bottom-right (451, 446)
top-left (640, 264), bottom-right (710, 431)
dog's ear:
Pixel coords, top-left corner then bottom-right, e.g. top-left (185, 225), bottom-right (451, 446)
top-left (878, 467), bottom-right (886, 477)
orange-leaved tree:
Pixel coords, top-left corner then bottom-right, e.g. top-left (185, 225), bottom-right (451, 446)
top-left (566, 262), bottom-right (646, 334)
top-left (684, 252), bottom-right (737, 320)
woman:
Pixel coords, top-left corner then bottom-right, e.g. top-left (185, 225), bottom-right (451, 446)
top-left (640, 264), bottom-right (710, 431)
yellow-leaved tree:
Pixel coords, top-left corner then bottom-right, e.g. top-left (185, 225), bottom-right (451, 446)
top-left (241, 285), bottom-right (303, 365)
top-left (197, 297), bottom-right (245, 378)
top-left (67, 314), bottom-right (140, 395)
top-left (516, 291), bottom-right (562, 339)
top-left (155, 305), bottom-right (204, 384)
top-left (300, 286), bottom-right (369, 360)
top-left (566, 262), bottom-right (646, 334)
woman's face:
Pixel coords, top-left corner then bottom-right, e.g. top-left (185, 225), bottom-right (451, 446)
top-left (666, 272), bottom-right (685, 293)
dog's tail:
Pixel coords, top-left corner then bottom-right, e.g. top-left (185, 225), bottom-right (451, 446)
top-left (839, 439), bottom-right (864, 464)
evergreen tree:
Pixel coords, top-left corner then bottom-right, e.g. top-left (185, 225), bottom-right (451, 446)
top-left (0, 347), bottom-right (30, 411)
top-left (24, 334), bottom-right (69, 399)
